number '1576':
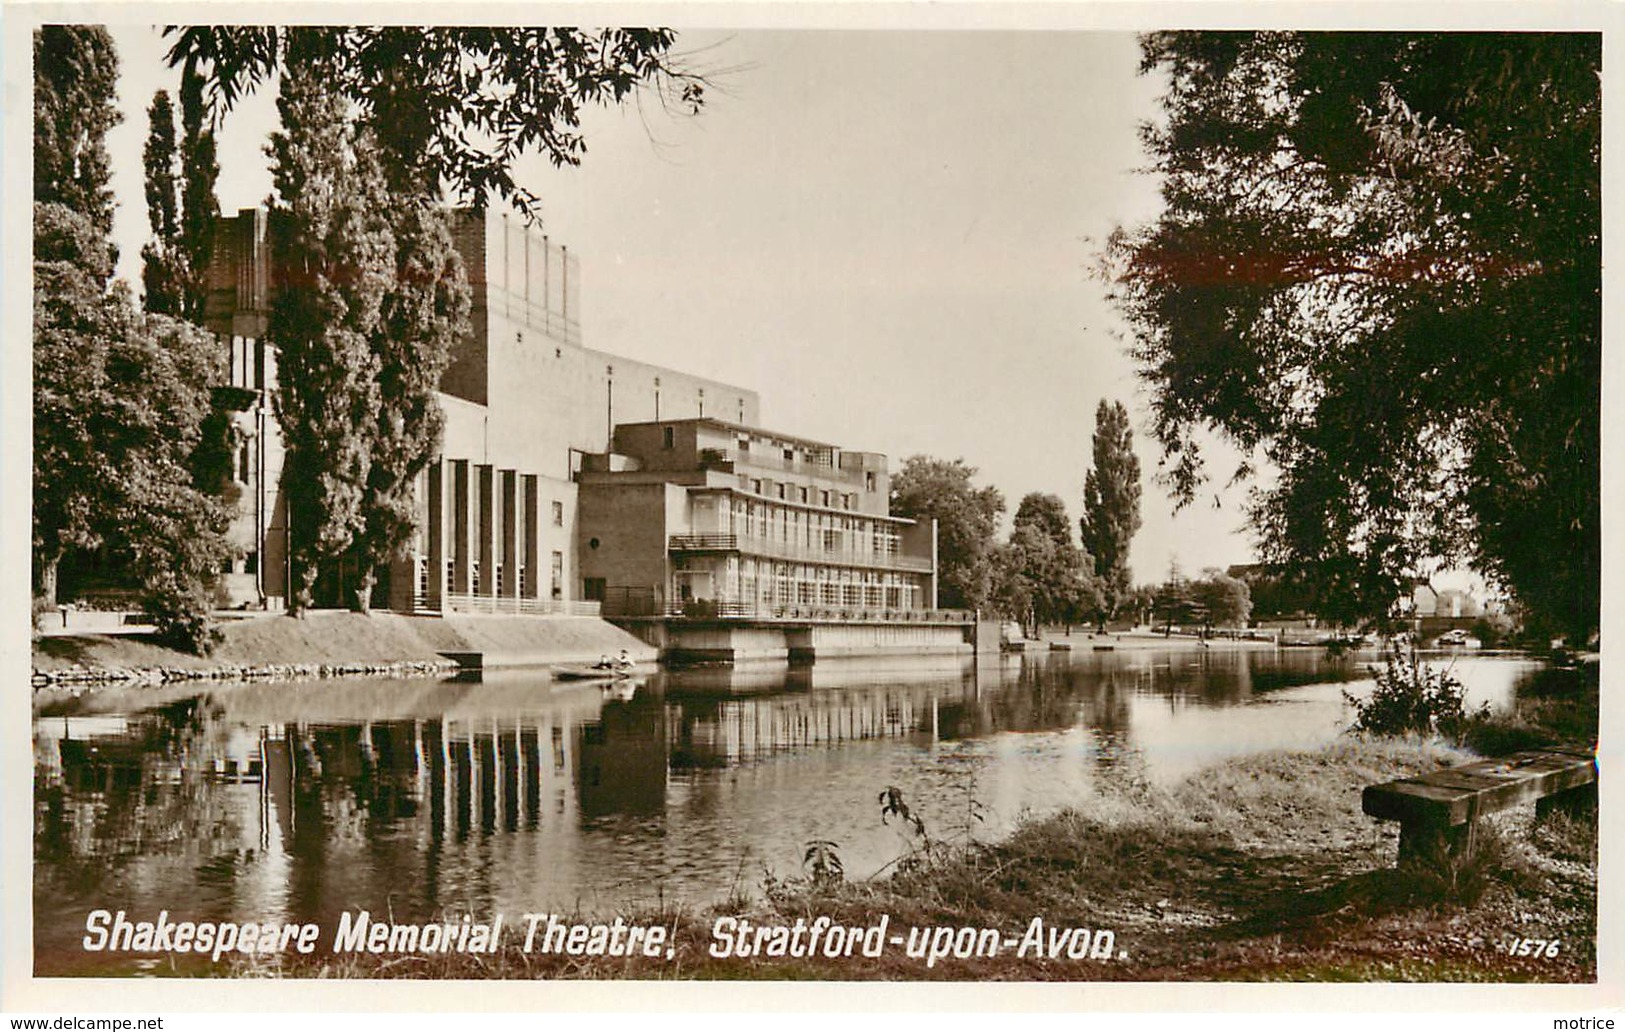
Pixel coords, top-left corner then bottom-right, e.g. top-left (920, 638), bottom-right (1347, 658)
top-left (1507, 937), bottom-right (1561, 958)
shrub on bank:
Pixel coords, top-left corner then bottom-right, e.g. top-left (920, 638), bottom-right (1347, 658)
top-left (1346, 644), bottom-right (1477, 738)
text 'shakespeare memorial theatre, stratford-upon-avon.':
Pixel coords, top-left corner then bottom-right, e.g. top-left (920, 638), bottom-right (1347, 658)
top-left (206, 206), bottom-right (967, 662)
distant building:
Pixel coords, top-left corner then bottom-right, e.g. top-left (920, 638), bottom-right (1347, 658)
top-left (1404, 583), bottom-right (1483, 620)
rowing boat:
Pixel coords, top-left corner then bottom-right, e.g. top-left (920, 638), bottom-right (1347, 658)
top-left (552, 664), bottom-right (635, 681)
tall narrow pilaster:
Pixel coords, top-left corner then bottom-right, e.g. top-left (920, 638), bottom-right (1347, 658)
top-left (500, 470), bottom-right (519, 599)
top-left (477, 464), bottom-right (496, 597)
top-left (522, 475), bottom-right (540, 600)
top-left (451, 459), bottom-right (472, 595)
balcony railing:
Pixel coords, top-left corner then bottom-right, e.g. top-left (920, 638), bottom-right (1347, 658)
top-left (669, 533), bottom-right (738, 551)
top-left (444, 593), bottom-right (601, 617)
top-left (731, 450), bottom-right (856, 480)
top-left (669, 534), bottom-right (933, 573)
top-left (665, 601), bottom-right (973, 624)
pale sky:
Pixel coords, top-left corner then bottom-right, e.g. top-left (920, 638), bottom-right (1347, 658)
top-left (102, 25), bottom-right (1261, 582)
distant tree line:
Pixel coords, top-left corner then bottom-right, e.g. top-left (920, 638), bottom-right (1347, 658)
top-left (1145, 567), bottom-right (1252, 638)
top-left (889, 399), bottom-right (1144, 636)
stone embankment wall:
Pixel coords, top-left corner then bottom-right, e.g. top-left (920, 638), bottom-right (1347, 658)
top-left (33, 659), bottom-right (458, 690)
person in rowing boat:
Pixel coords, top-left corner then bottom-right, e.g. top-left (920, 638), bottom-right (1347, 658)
top-left (615, 648), bottom-right (634, 670)
top-left (592, 653), bottom-right (614, 670)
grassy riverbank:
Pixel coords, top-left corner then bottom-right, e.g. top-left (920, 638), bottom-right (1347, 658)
top-left (246, 732), bottom-right (1597, 982)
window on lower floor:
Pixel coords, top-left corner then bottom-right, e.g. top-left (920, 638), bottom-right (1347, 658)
top-left (551, 551), bottom-right (564, 599)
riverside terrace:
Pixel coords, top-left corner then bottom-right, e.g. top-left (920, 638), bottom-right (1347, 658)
top-left (575, 418), bottom-right (980, 664)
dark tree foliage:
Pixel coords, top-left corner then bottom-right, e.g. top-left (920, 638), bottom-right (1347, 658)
top-left (353, 193), bottom-right (472, 610)
top-left (103, 308), bottom-right (235, 652)
top-left (33, 203), bottom-right (120, 602)
top-left (890, 457), bottom-right (1005, 612)
top-left (266, 36), bottom-right (393, 613)
top-left (1190, 568), bottom-right (1252, 633)
top-left (1013, 493), bottom-right (1073, 553)
top-left (1106, 32), bottom-right (1599, 641)
top-left (164, 25), bottom-right (705, 220)
top-left (34, 27), bottom-right (233, 651)
top-left (34, 26), bottom-right (120, 238)
top-left (993, 523), bottom-right (1055, 637)
top-left (1011, 492), bottom-right (1095, 629)
top-left (1079, 399), bottom-right (1142, 628)
top-left (178, 66), bottom-right (220, 323)
top-left (142, 69), bottom-right (220, 320)
top-left (141, 89), bottom-right (184, 314)
top-left (1227, 563), bottom-right (1315, 621)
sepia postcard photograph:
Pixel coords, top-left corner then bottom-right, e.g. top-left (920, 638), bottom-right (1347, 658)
top-left (2, 1), bottom-right (1619, 1019)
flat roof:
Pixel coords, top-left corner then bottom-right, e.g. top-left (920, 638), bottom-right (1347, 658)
top-left (615, 417), bottom-right (844, 452)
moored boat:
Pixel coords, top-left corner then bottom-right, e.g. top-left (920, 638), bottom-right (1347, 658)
top-left (552, 664), bottom-right (635, 682)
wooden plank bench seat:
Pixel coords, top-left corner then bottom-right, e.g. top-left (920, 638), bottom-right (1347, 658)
top-left (1361, 748), bottom-right (1597, 863)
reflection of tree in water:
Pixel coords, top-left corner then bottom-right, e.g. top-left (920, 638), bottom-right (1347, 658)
top-left (36, 708), bottom-right (260, 912)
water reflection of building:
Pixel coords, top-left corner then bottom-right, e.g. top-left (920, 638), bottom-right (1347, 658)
top-left (669, 689), bottom-right (937, 768)
top-left (36, 704), bottom-right (671, 862)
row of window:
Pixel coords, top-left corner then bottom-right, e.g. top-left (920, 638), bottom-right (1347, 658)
top-left (415, 553), bottom-right (566, 599)
top-left (673, 556), bottom-right (923, 610)
top-left (721, 500), bottom-right (904, 560)
top-left (744, 477), bottom-right (864, 510)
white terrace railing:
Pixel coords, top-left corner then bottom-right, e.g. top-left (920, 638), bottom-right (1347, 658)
top-left (443, 593), bottom-right (602, 618)
top-left (663, 600), bottom-right (974, 625)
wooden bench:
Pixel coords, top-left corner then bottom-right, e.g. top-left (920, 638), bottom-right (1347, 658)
top-left (1362, 748), bottom-right (1597, 864)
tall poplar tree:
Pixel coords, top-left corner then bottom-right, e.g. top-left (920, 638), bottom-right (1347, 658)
top-left (349, 41), bottom-right (473, 612)
top-left (177, 66), bottom-right (219, 323)
top-left (266, 31), bottom-right (394, 613)
top-left (141, 67), bottom-right (218, 320)
top-left (1079, 399), bottom-right (1143, 630)
top-left (140, 88), bottom-right (184, 315)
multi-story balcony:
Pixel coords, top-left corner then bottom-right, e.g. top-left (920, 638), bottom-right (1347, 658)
top-left (668, 533), bottom-right (933, 573)
top-left (731, 449), bottom-right (853, 480)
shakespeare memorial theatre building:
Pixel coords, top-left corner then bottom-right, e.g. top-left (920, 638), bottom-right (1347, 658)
top-left (205, 206), bottom-right (758, 613)
top-left (202, 207), bottom-right (962, 659)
